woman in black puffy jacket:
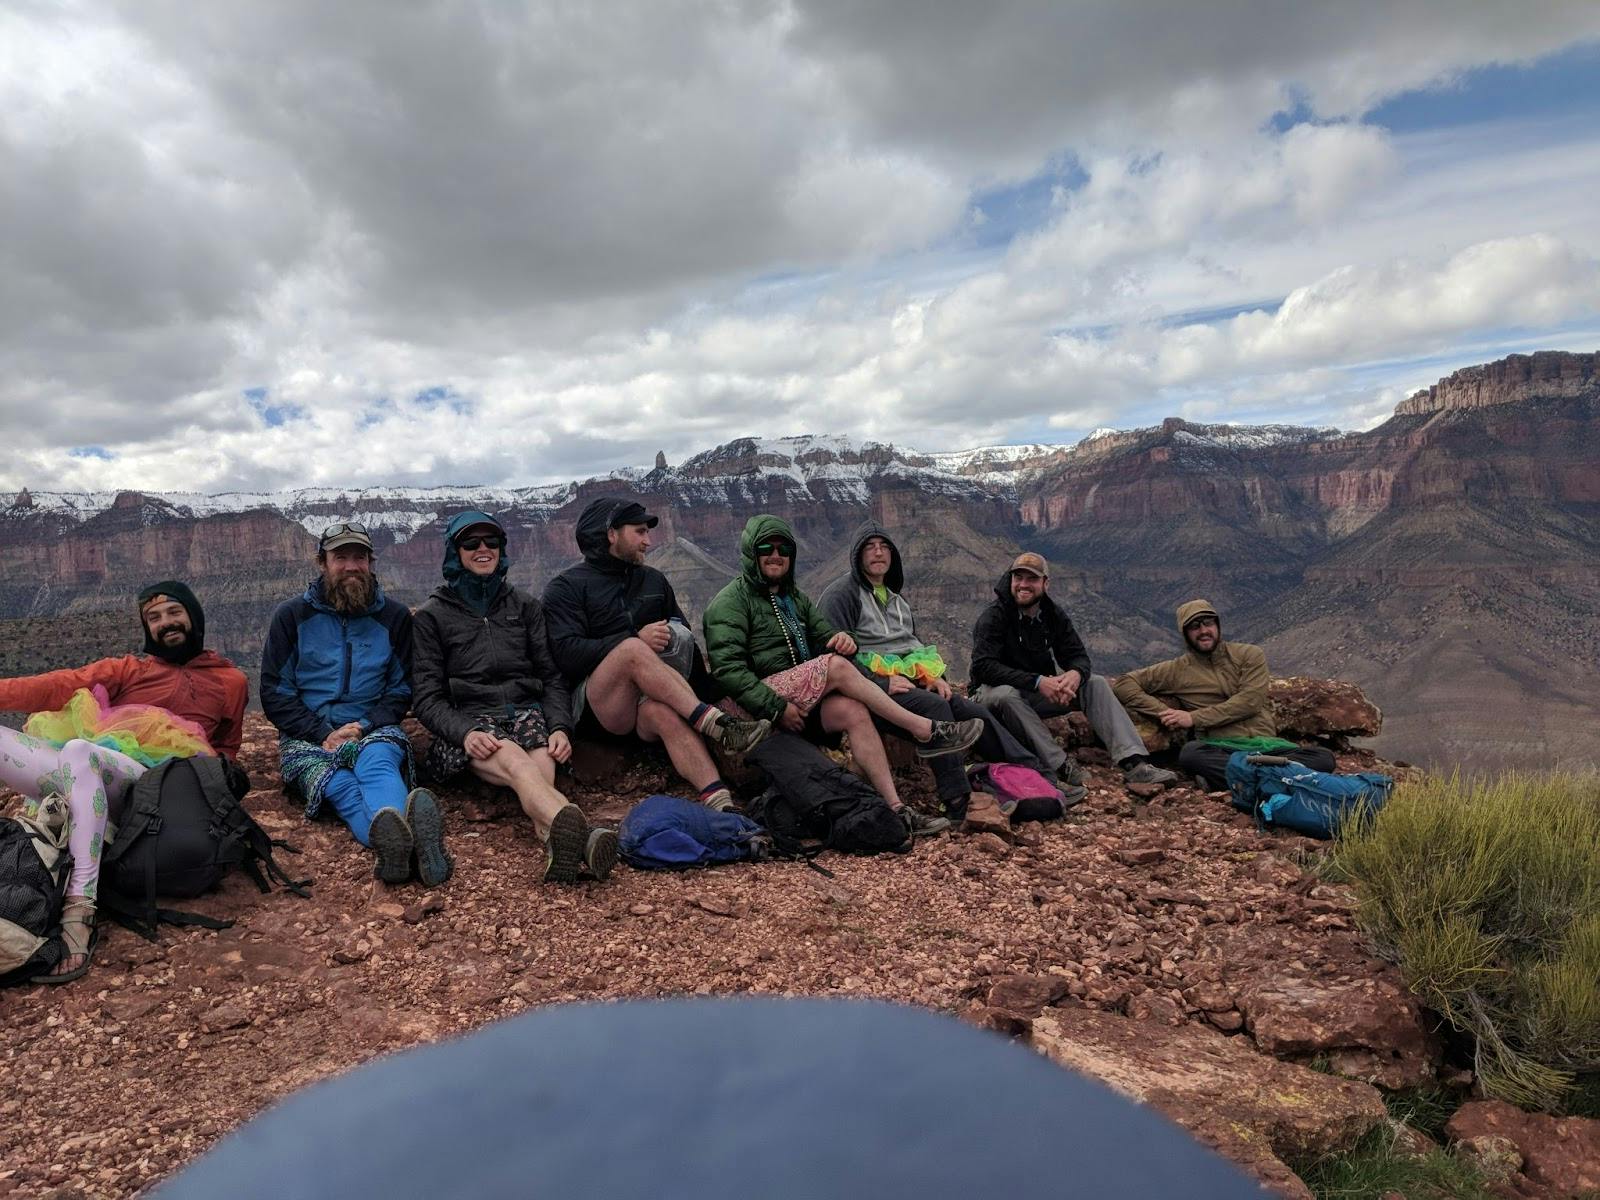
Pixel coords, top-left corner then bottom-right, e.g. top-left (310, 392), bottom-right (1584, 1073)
top-left (412, 510), bottom-right (617, 884)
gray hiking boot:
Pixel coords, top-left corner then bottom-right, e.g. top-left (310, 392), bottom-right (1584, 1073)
top-left (583, 827), bottom-right (619, 882)
top-left (543, 803), bottom-right (590, 884)
top-left (1124, 761), bottom-right (1180, 787)
top-left (369, 807), bottom-right (414, 885)
top-left (901, 807), bottom-right (952, 838)
top-left (917, 717), bottom-right (984, 759)
top-left (1057, 758), bottom-right (1087, 787)
top-left (709, 715), bottom-right (772, 755)
top-left (405, 787), bottom-right (453, 888)
top-left (1058, 783), bottom-right (1088, 811)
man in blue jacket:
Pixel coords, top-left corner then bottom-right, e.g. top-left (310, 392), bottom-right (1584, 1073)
top-left (262, 523), bottom-right (450, 887)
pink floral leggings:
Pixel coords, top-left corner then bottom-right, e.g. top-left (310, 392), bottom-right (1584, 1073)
top-left (0, 727), bottom-right (145, 900)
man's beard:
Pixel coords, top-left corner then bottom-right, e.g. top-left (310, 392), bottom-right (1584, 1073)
top-left (327, 571), bottom-right (378, 615)
top-left (149, 626), bottom-right (202, 664)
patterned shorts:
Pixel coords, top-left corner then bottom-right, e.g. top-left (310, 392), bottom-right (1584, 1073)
top-left (717, 655), bottom-right (832, 719)
top-left (425, 705), bottom-right (550, 781)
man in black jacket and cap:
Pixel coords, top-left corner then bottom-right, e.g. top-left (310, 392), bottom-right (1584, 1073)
top-left (970, 553), bottom-right (1177, 790)
top-left (542, 497), bottom-right (771, 811)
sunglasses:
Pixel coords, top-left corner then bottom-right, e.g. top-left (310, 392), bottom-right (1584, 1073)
top-left (458, 535), bottom-right (505, 552)
top-left (321, 521), bottom-right (369, 540)
top-left (754, 540), bottom-right (794, 557)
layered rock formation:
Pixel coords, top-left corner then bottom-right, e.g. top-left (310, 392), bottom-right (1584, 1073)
top-left (2, 352), bottom-right (1597, 769)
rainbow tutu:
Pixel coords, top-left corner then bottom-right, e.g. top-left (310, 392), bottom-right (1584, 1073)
top-left (25, 685), bottom-right (213, 767)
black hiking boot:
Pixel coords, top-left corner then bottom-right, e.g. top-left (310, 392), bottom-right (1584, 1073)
top-left (543, 803), bottom-right (590, 884)
top-left (900, 807), bottom-right (952, 839)
top-left (917, 717), bottom-right (984, 758)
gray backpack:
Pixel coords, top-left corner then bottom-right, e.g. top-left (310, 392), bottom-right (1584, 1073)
top-left (0, 796), bottom-right (72, 986)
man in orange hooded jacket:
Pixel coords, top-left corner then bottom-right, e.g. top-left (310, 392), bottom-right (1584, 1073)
top-left (0, 581), bottom-right (246, 981)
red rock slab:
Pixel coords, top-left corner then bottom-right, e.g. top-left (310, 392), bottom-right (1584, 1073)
top-left (1031, 1007), bottom-right (1385, 1195)
top-left (1446, 1099), bottom-right (1600, 1198)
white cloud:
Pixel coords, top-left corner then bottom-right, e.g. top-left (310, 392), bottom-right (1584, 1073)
top-left (3, 2), bottom-right (1600, 492)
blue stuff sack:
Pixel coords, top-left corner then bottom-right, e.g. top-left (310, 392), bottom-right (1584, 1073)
top-left (1257, 770), bottom-right (1394, 839)
top-left (618, 795), bottom-right (770, 870)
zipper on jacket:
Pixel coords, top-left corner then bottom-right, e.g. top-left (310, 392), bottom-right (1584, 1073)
top-left (341, 617), bottom-right (353, 700)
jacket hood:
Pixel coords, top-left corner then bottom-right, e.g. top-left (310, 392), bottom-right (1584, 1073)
top-left (576, 495), bottom-right (658, 567)
top-left (849, 521), bottom-right (903, 593)
top-left (1175, 599), bottom-right (1221, 637)
top-left (136, 579), bottom-right (205, 664)
top-left (1176, 598), bottom-right (1223, 655)
top-left (442, 510), bottom-right (509, 616)
top-left (739, 514), bottom-right (798, 591)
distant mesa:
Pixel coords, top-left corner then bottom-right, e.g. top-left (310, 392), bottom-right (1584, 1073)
top-left (1394, 350), bottom-right (1598, 416)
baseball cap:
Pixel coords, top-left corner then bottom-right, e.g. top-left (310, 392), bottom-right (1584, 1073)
top-left (609, 501), bottom-right (659, 530)
top-left (1009, 552), bottom-right (1049, 578)
top-left (320, 521), bottom-right (374, 552)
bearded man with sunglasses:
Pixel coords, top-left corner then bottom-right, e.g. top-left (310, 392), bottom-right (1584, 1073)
top-left (703, 515), bottom-right (983, 837)
top-left (970, 553), bottom-right (1178, 792)
top-left (262, 523), bottom-right (451, 888)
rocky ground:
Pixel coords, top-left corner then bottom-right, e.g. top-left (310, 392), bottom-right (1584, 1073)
top-left (0, 703), bottom-right (1591, 1198)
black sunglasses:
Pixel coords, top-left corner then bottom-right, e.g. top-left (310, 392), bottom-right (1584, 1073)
top-left (458, 535), bottom-right (505, 552)
top-left (754, 539), bottom-right (794, 556)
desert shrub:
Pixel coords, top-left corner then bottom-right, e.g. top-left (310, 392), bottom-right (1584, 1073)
top-left (1293, 1125), bottom-right (1498, 1200)
top-left (1332, 771), bottom-right (1600, 1111)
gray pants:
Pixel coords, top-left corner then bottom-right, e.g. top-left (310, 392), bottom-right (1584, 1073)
top-left (971, 676), bottom-right (1146, 770)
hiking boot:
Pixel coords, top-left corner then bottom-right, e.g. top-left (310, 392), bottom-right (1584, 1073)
top-left (1057, 758), bottom-right (1087, 787)
top-left (369, 807), bottom-right (414, 884)
top-left (1124, 761), bottom-right (1180, 787)
top-left (709, 715), bottom-right (773, 755)
top-left (405, 788), bottom-right (453, 888)
top-left (1058, 783), bottom-right (1088, 811)
top-left (940, 793), bottom-right (970, 825)
top-left (583, 827), bottom-right (619, 882)
top-left (917, 717), bottom-right (984, 758)
top-left (900, 807), bottom-right (952, 838)
top-left (542, 803), bottom-right (590, 884)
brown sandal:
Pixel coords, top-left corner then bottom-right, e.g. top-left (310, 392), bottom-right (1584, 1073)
top-left (32, 897), bottom-right (98, 985)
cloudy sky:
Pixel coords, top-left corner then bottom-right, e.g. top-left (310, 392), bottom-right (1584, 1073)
top-left (5, 1), bottom-right (1599, 493)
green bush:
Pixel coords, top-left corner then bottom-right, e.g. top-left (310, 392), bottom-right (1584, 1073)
top-left (1332, 771), bottom-right (1600, 1111)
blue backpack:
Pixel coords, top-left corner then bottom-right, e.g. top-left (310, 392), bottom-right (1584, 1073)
top-left (1225, 752), bottom-right (1392, 839)
top-left (618, 795), bottom-right (770, 870)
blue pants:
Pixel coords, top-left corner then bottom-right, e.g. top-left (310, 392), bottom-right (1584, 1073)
top-left (321, 741), bottom-right (409, 846)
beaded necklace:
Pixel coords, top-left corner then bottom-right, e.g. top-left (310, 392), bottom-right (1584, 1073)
top-left (767, 590), bottom-right (806, 666)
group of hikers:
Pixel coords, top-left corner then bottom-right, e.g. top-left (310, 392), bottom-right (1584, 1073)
top-left (0, 496), bottom-right (1335, 985)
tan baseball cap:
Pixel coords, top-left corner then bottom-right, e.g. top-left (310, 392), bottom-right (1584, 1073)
top-left (1010, 552), bottom-right (1049, 578)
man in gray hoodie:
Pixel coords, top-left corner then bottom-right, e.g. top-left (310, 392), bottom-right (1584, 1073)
top-left (819, 522), bottom-right (1082, 823)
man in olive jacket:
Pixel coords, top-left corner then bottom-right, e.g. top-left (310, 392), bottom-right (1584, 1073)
top-left (1112, 599), bottom-right (1334, 789)
top-left (702, 514), bottom-right (982, 838)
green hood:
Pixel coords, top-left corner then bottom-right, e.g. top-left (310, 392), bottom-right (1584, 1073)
top-left (739, 514), bottom-right (798, 592)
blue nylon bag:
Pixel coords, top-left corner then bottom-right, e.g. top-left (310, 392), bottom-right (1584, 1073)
top-left (1258, 770), bottom-right (1393, 839)
top-left (618, 794), bottom-right (769, 870)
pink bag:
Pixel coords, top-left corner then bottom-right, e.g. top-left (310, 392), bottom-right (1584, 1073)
top-left (967, 763), bottom-right (1067, 821)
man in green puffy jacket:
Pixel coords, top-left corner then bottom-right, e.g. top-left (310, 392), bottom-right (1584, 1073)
top-left (702, 515), bottom-right (983, 838)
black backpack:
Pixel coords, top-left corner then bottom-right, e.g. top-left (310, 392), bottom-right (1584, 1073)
top-left (100, 756), bottom-right (311, 938)
top-left (0, 797), bottom-right (72, 987)
top-left (744, 734), bottom-right (909, 857)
